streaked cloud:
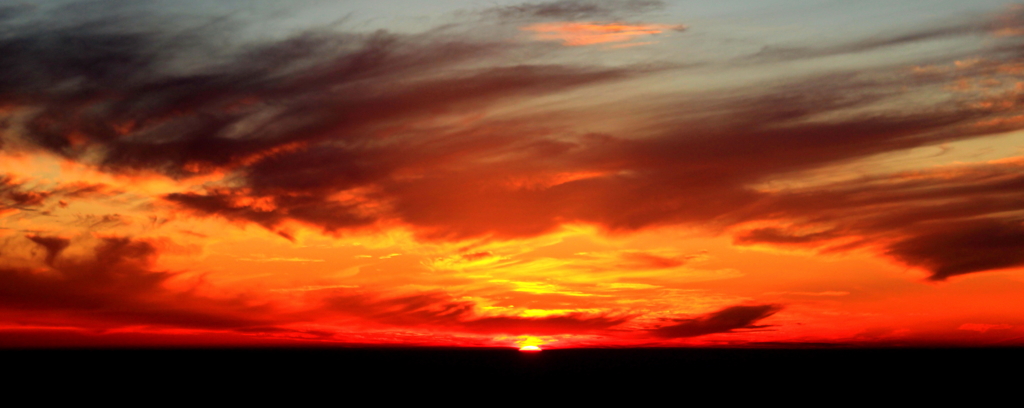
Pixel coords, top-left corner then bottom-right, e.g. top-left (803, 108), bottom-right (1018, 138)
top-left (490, 0), bottom-right (664, 21)
top-left (521, 21), bottom-right (685, 46)
top-left (651, 305), bottom-right (781, 339)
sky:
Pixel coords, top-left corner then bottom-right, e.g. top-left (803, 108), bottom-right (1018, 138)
top-left (2, 0), bottom-right (1024, 348)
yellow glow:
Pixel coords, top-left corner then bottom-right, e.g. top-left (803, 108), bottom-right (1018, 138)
top-left (519, 345), bottom-right (542, 351)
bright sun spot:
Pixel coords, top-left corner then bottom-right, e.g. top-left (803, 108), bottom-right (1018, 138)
top-left (519, 345), bottom-right (542, 351)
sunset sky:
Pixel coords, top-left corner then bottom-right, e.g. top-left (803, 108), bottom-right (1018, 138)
top-left (2, 0), bottom-right (1024, 348)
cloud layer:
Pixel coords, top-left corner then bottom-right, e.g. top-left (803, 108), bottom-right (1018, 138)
top-left (4, 2), bottom-right (1024, 279)
top-left (3, 1), bottom-right (1024, 346)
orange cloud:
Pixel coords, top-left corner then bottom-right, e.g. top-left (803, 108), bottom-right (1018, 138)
top-left (521, 21), bottom-right (685, 46)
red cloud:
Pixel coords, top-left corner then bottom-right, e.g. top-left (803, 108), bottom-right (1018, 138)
top-left (0, 235), bottom-right (277, 331)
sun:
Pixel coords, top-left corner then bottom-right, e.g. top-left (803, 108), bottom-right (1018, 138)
top-left (519, 345), bottom-right (542, 352)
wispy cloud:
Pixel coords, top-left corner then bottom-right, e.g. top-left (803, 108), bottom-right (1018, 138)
top-left (521, 21), bottom-right (685, 46)
top-left (489, 0), bottom-right (665, 21)
top-left (651, 305), bottom-right (781, 338)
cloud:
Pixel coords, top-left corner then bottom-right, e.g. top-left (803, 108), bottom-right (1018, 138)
top-left (323, 290), bottom-right (630, 335)
top-left (0, 327), bottom-right (317, 348)
top-left (652, 305), bottom-right (781, 338)
top-left (749, 6), bottom-right (1024, 62)
top-left (0, 235), bottom-right (275, 330)
top-left (489, 0), bottom-right (665, 21)
top-left (4, 2), bottom-right (1024, 347)
top-left (885, 218), bottom-right (1024, 280)
top-left (0, 4), bottom-right (34, 22)
top-left (9, 4), bottom-right (1002, 245)
top-left (0, 174), bottom-right (120, 211)
top-left (3, 233), bottom-right (635, 338)
top-left (764, 291), bottom-right (849, 297)
top-left (958, 323), bottom-right (1013, 333)
top-left (377, 72), bottom-right (1006, 240)
top-left (73, 213), bottom-right (132, 230)
top-left (750, 25), bottom-right (980, 62)
top-left (166, 188), bottom-right (375, 235)
top-left (521, 22), bottom-right (685, 46)
top-left (0, 175), bottom-right (47, 209)
top-left (25, 235), bottom-right (69, 266)
top-left (5, 2), bottom-right (1024, 284)
top-left (734, 158), bottom-right (1024, 279)
top-left (238, 256), bottom-right (325, 263)
top-left (1, 13), bottom-right (634, 177)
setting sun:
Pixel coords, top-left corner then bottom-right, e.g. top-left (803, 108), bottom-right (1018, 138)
top-left (519, 346), bottom-right (542, 352)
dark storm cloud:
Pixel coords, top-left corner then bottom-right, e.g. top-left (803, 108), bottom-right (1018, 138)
top-left (0, 235), bottom-right (274, 330)
top-left (652, 305), bottom-right (781, 338)
top-left (324, 290), bottom-right (630, 335)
